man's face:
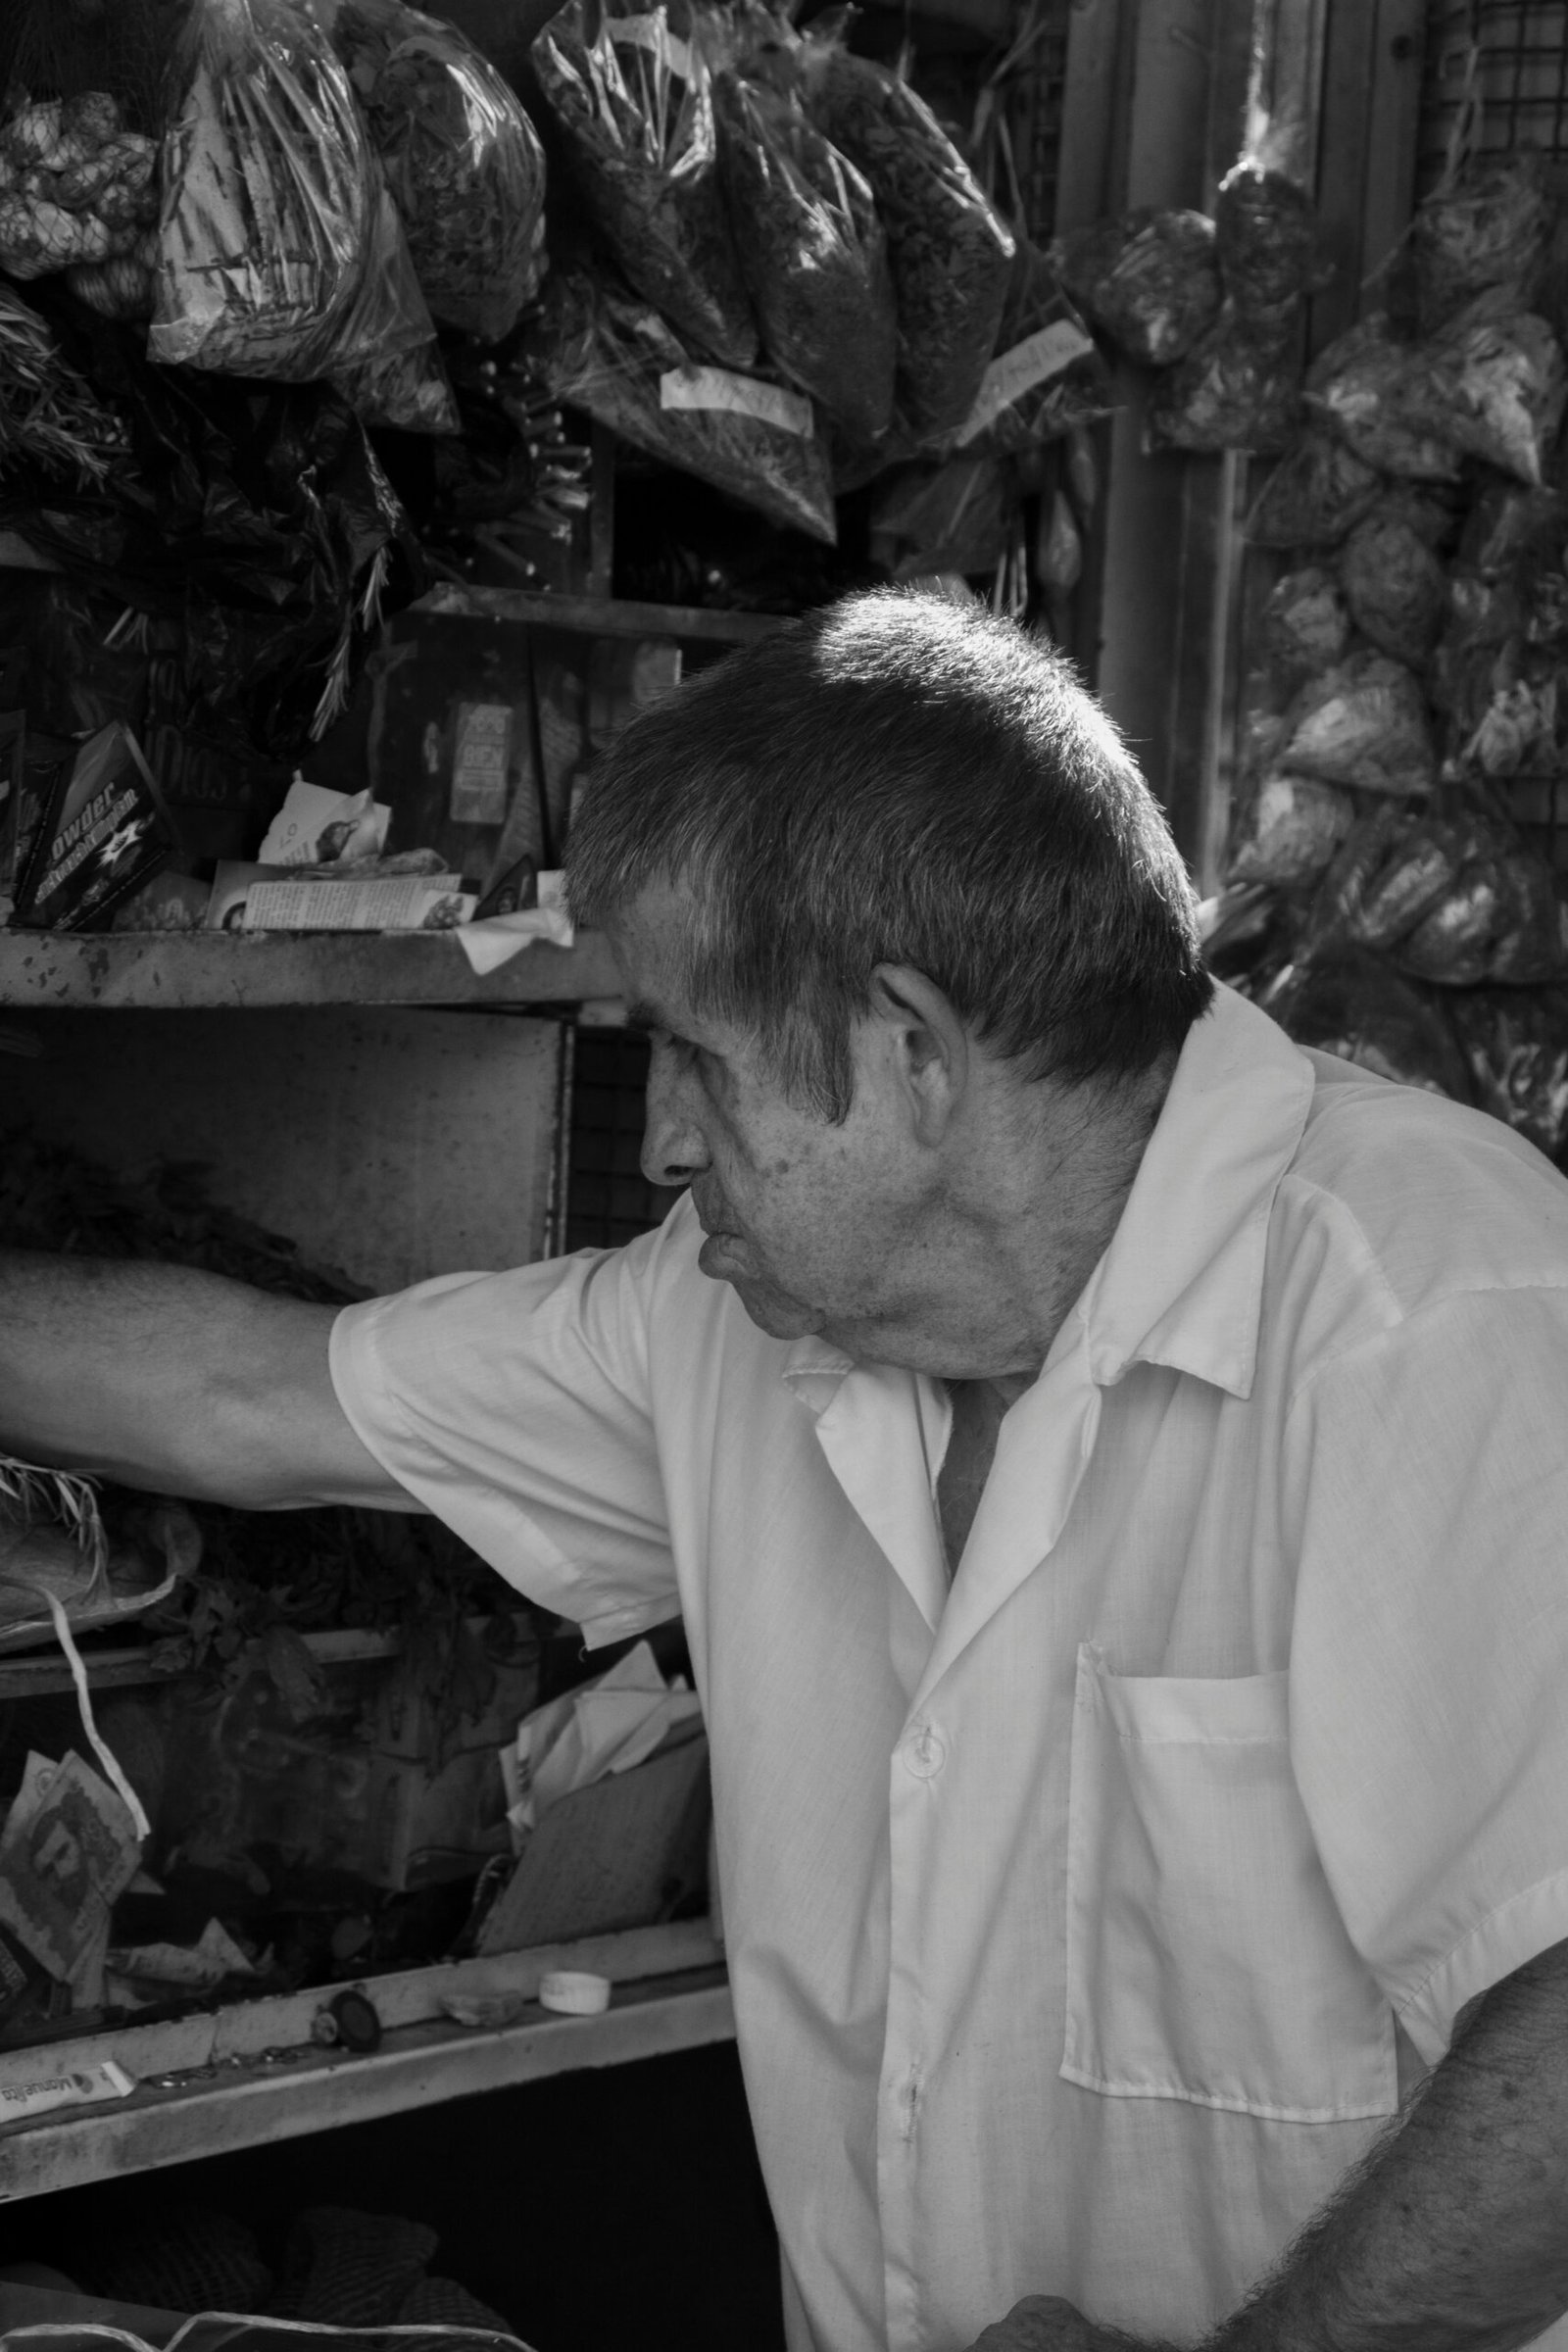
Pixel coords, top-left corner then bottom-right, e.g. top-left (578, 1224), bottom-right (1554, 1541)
top-left (604, 885), bottom-right (929, 1353)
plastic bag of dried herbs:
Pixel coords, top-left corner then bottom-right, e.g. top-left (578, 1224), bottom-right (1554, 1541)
top-left (1451, 985), bottom-right (1568, 1157)
top-left (151, 0), bottom-right (387, 380)
top-left (1281, 650), bottom-right (1436, 797)
top-left (713, 70), bottom-right (895, 444)
top-left (309, 0), bottom-right (547, 345)
top-left (1215, 160), bottom-right (1320, 321)
top-left (1226, 770), bottom-right (1355, 888)
top-left (528, 266), bottom-right (834, 542)
top-left (1411, 154), bottom-right (1552, 336)
top-left (947, 238), bottom-right (1106, 457)
top-left (800, 29), bottom-right (1013, 443)
top-left (1147, 308), bottom-right (1300, 453)
top-left (1304, 316), bottom-right (1465, 481)
top-left (1259, 565), bottom-right (1350, 684)
top-left (1264, 945), bottom-right (1473, 1100)
top-left (1245, 426), bottom-right (1381, 549)
top-left (532, 0), bottom-right (755, 368)
top-left (1338, 508), bottom-right (1446, 669)
top-left (1049, 208), bottom-right (1220, 368)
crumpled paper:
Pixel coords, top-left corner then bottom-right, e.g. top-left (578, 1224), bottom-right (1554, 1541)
top-left (499, 1640), bottom-right (702, 1845)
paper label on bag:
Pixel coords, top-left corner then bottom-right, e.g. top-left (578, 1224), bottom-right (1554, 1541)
top-left (660, 367), bottom-right (812, 439)
top-left (610, 14), bottom-right (694, 81)
top-left (451, 702), bottom-right (512, 827)
top-left (955, 320), bottom-right (1097, 446)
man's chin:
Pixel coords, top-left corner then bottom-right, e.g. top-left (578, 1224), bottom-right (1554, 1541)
top-left (698, 1242), bottom-right (823, 1340)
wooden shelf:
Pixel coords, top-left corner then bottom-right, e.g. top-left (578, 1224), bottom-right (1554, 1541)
top-left (413, 583), bottom-right (789, 645)
top-left (0, 929), bottom-right (623, 1011)
top-left (0, 1923), bottom-right (731, 2201)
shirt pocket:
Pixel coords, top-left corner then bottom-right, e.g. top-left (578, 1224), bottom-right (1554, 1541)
top-left (1062, 1642), bottom-right (1396, 2123)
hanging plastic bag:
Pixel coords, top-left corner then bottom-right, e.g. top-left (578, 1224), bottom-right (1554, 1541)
top-left (528, 267), bottom-right (834, 543)
top-left (1147, 309), bottom-right (1300, 453)
top-left (1225, 771), bottom-right (1355, 889)
top-left (1214, 160), bottom-right (1320, 321)
top-left (1281, 651), bottom-right (1436, 797)
top-left (800, 29), bottom-right (1013, 442)
top-left (532, 0), bottom-right (756, 368)
top-left (1412, 154), bottom-right (1551, 336)
top-left (1049, 206), bottom-right (1220, 368)
top-left (1259, 565), bottom-right (1350, 684)
top-left (868, 455), bottom-right (1012, 580)
top-left (1450, 985), bottom-right (1568, 1157)
top-left (713, 71), bottom-right (895, 445)
top-left (150, 0), bottom-right (376, 379)
top-left (1264, 946), bottom-right (1473, 1101)
top-left (324, 162), bottom-right (460, 433)
top-left (311, 0), bottom-right (547, 345)
top-left (1338, 509), bottom-right (1446, 668)
top-left (1305, 315), bottom-right (1465, 480)
top-left (1245, 426), bottom-right (1382, 549)
top-left (948, 239), bottom-right (1107, 458)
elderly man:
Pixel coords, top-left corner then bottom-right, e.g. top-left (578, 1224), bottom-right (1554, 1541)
top-left (6, 591), bottom-right (1568, 2352)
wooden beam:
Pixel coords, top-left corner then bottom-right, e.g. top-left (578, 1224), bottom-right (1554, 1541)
top-left (0, 931), bottom-right (622, 1011)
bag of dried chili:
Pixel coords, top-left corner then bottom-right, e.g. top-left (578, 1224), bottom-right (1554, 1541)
top-left (799, 28), bottom-right (1013, 443)
top-left (714, 71), bottom-right (896, 445)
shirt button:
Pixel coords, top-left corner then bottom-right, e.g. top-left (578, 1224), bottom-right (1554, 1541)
top-left (903, 1723), bottom-right (947, 1779)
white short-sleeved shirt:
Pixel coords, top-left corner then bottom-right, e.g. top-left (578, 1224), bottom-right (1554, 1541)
top-left (331, 984), bottom-right (1568, 2352)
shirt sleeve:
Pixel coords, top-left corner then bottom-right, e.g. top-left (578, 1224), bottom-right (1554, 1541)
top-left (1286, 1284), bottom-right (1568, 2064)
top-left (329, 1218), bottom-right (684, 1648)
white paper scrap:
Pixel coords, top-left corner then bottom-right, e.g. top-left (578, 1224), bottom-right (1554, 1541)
top-left (499, 1641), bottom-right (703, 1844)
top-left (660, 367), bottom-right (812, 439)
top-left (955, 320), bottom-right (1098, 447)
top-left (258, 780), bottom-right (390, 868)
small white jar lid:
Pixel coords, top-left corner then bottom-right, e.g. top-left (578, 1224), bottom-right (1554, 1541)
top-left (538, 1970), bottom-right (612, 2016)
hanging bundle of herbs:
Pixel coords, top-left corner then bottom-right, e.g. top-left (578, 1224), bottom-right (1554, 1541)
top-left (800, 30), bottom-right (1013, 443)
top-left (532, 0), bottom-right (756, 368)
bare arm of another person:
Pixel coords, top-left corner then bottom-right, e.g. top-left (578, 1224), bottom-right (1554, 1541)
top-left (966, 1936), bottom-right (1568, 2352)
top-left (0, 1249), bottom-right (408, 1510)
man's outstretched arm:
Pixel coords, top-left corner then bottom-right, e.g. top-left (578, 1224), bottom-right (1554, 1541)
top-left (0, 1249), bottom-right (410, 1510)
top-left (966, 1936), bottom-right (1568, 2352)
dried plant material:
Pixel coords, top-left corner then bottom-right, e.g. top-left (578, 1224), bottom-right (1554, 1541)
top-left (1148, 308), bottom-right (1299, 453)
top-left (1305, 317), bottom-right (1465, 481)
top-left (0, 282), bottom-right (130, 488)
top-left (315, 0), bottom-right (548, 344)
top-left (151, 0), bottom-right (375, 378)
top-left (1412, 303), bottom-right (1567, 486)
top-left (1246, 428), bottom-right (1382, 549)
top-left (1226, 772), bottom-right (1355, 888)
top-left (953, 240), bottom-right (1107, 458)
top-left (802, 34), bottom-right (1013, 441)
top-left (1215, 161), bottom-right (1320, 319)
top-left (1452, 987), bottom-right (1568, 1156)
top-left (1267, 947), bottom-right (1473, 1101)
top-left (1282, 651), bottom-right (1436, 796)
top-left (1260, 566), bottom-right (1350, 682)
top-left (1049, 207), bottom-right (1220, 367)
top-left (533, 1), bottom-right (755, 368)
top-left (715, 72), bottom-right (894, 443)
top-left (1339, 512), bottom-right (1446, 668)
top-left (1412, 155), bottom-right (1552, 335)
top-left (531, 268), bottom-right (834, 542)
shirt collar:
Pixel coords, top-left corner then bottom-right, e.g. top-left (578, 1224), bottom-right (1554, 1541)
top-left (777, 982), bottom-right (1314, 1414)
top-left (1079, 983), bottom-right (1314, 1399)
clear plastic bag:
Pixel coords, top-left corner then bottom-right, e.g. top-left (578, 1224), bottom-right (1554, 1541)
top-left (801, 30), bottom-right (1013, 442)
top-left (1245, 426), bottom-right (1381, 549)
top-left (1338, 509), bottom-right (1446, 668)
top-left (1282, 651), bottom-right (1436, 797)
top-left (1263, 945), bottom-right (1473, 1101)
top-left (325, 160), bottom-right (459, 432)
top-left (1305, 315), bottom-right (1465, 481)
top-left (150, 0), bottom-right (379, 380)
top-left (532, 0), bottom-right (755, 368)
top-left (529, 266), bottom-right (834, 543)
top-left (1259, 565), bottom-right (1350, 683)
top-left (313, 0), bottom-right (547, 345)
top-left (1147, 307), bottom-right (1300, 454)
top-left (1225, 771), bottom-right (1354, 888)
top-left (1214, 161), bottom-right (1319, 321)
top-left (713, 70), bottom-right (895, 444)
top-left (1450, 985), bottom-right (1568, 1157)
top-left (1049, 206), bottom-right (1220, 367)
top-left (950, 238), bottom-right (1107, 458)
top-left (1412, 154), bottom-right (1552, 336)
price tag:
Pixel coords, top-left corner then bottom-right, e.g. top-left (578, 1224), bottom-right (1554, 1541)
top-left (955, 320), bottom-right (1097, 446)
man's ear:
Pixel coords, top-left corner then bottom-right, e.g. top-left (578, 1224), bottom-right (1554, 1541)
top-left (867, 963), bottom-right (969, 1145)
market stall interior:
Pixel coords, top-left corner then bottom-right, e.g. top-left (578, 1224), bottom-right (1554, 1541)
top-left (5, 0), bottom-right (1568, 2341)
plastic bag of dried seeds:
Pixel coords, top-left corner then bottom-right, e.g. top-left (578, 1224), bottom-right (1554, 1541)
top-left (528, 266), bottom-right (834, 542)
top-left (311, 0), bottom-right (548, 345)
top-left (1245, 427), bottom-right (1382, 548)
top-left (800, 30), bottom-right (1013, 442)
top-left (532, 0), bottom-right (755, 368)
top-left (713, 71), bottom-right (895, 444)
top-left (1049, 207), bottom-right (1220, 368)
top-left (151, 0), bottom-right (399, 382)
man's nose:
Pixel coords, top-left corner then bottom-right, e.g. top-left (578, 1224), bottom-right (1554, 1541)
top-left (642, 1050), bottom-right (710, 1188)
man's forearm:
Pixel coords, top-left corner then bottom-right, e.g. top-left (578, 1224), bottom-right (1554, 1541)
top-left (1212, 1938), bottom-right (1568, 2352)
top-left (0, 1248), bottom-right (348, 1504)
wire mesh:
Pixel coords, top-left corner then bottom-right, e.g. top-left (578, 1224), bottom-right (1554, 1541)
top-left (564, 1028), bottom-right (684, 1253)
top-left (1420, 0), bottom-right (1568, 186)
